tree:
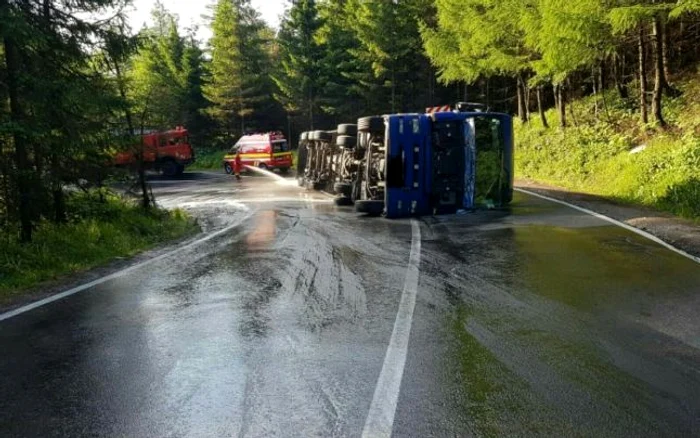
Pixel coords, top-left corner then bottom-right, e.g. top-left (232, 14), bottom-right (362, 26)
top-left (206, 0), bottom-right (272, 137)
top-left (273, 0), bottom-right (324, 129)
top-left (422, 0), bottom-right (535, 122)
top-left (348, 0), bottom-right (432, 114)
top-left (1, 0), bottom-right (131, 240)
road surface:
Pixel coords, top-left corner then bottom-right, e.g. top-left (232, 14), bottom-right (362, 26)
top-left (2, 172), bottom-right (700, 437)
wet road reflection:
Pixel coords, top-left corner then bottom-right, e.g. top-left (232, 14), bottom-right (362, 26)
top-left (1, 174), bottom-right (700, 437)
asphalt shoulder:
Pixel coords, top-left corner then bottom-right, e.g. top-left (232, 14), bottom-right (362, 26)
top-left (516, 179), bottom-right (700, 260)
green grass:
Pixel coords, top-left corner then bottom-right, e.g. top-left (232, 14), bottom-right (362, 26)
top-left (191, 149), bottom-right (227, 170)
top-left (516, 65), bottom-right (700, 220)
top-left (0, 191), bottom-right (199, 301)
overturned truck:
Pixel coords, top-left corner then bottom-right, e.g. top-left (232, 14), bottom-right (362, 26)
top-left (297, 103), bottom-right (513, 218)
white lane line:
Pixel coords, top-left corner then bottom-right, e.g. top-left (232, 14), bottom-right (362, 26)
top-left (516, 188), bottom-right (700, 265)
top-left (0, 210), bottom-right (256, 323)
top-left (362, 219), bottom-right (422, 438)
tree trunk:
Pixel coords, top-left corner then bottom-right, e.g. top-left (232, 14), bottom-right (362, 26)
top-left (639, 26), bottom-right (649, 124)
top-left (516, 76), bottom-right (527, 123)
top-left (51, 155), bottom-right (66, 223)
top-left (652, 17), bottom-right (666, 127)
top-left (614, 54), bottom-right (629, 99)
top-left (537, 86), bottom-right (549, 128)
top-left (113, 57), bottom-right (151, 209)
top-left (592, 66), bottom-right (599, 118)
top-left (662, 18), bottom-right (671, 82)
top-left (556, 84), bottom-right (567, 128)
top-left (3, 23), bottom-right (33, 242)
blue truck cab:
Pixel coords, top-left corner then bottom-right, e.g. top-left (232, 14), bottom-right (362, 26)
top-left (355, 109), bottom-right (513, 218)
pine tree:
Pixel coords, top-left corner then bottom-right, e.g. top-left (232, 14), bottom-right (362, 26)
top-left (273, 0), bottom-right (324, 129)
top-left (206, 0), bottom-right (271, 138)
top-left (347, 0), bottom-right (431, 114)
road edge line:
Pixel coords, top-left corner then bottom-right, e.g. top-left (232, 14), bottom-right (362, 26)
top-left (362, 219), bottom-right (422, 438)
top-left (0, 210), bottom-right (256, 323)
top-left (515, 188), bottom-right (700, 264)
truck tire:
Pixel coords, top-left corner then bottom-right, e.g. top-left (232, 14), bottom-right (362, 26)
top-left (333, 182), bottom-right (352, 197)
top-left (161, 159), bottom-right (178, 177)
top-left (336, 135), bottom-right (357, 149)
top-left (337, 124), bottom-right (358, 136)
top-left (355, 200), bottom-right (384, 216)
top-left (224, 162), bottom-right (233, 174)
top-left (334, 196), bottom-right (353, 206)
top-left (175, 164), bottom-right (185, 176)
top-left (311, 130), bottom-right (332, 142)
top-left (358, 116), bottom-right (384, 134)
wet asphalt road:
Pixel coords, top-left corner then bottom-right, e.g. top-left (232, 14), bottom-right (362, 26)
top-left (2, 171), bottom-right (700, 437)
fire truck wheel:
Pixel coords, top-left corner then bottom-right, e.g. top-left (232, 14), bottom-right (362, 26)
top-left (175, 164), bottom-right (185, 176)
top-left (337, 124), bottom-right (358, 136)
top-left (358, 116), bottom-right (384, 135)
top-left (355, 200), bottom-right (384, 216)
top-left (161, 160), bottom-right (178, 177)
top-left (224, 162), bottom-right (233, 174)
top-left (258, 162), bottom-right (268, 170)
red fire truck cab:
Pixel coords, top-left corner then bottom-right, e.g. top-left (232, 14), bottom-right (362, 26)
top-left (223, 132), bottom-right (293, 175)
top-left (114, 127), bottom-right (195, 177)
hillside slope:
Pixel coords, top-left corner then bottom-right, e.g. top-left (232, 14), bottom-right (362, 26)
top-left (516, 67), bottom-right (700, 220)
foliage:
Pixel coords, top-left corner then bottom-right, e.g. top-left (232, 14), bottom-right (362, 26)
top-left (273, 0), bottom-right (325, 128)
top-left (0, 191), bottom-right (197, 299)
top-left (516, 71), bottom-right (700, 220)
top-left (205, 0), bottom-right (280, 139)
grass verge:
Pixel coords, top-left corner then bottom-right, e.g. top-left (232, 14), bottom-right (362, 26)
top-left (0, 191), bottom-right (199, 303)
top-left (516, 66), bottom-right (700, 220)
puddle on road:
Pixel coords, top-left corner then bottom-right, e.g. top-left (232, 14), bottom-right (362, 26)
top-left (512, 225), bottom-right (700, 312)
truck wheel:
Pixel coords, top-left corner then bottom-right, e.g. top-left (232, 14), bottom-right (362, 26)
top-left (334, 197), bottom-right (353, 206)
top-left (175, 164), bottom-right (185, 176)
top-left (333, 182), bottom-right (352, 197)
top-left (355, 200), bottom-right (384, 216)
top-left (224, 162), bottom-right (233, 174)
top-left (337, 124), bottom-right (358, 136)
top-left (161, 160), bottom-right (178, 177)
top-left (258, 163), bottom-right (268, 170)
top-left (358, 116), bottom-right (384, 135)
top-left (336, 135), bottom-right (357, 149)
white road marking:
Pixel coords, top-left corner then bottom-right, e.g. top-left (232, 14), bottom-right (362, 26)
top-left (516, 188), bottom-right (700, 264)
top-left (362, 219), bottom-right (422, 438)
top-left (0, 209), bottom-right (256, 323)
